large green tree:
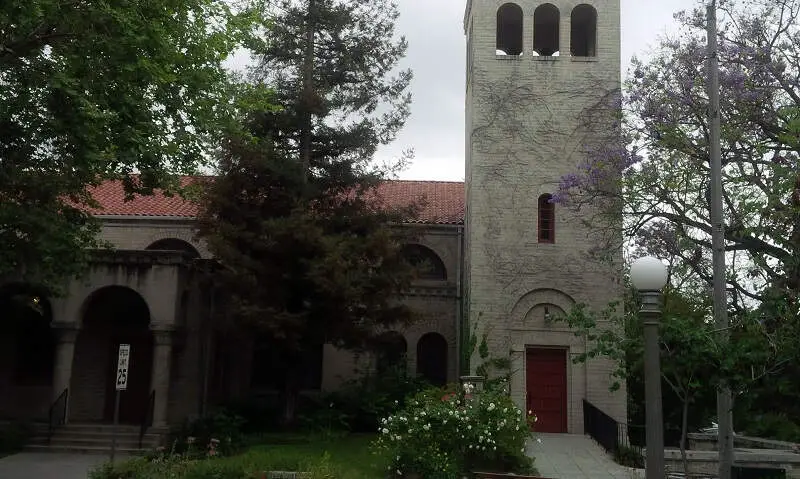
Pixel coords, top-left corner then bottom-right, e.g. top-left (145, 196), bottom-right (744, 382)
top-left (197, 0), bottom-right (417, 423)
top-left (1, 0), bottom-right (252, 290)
top-left (555, 0), bottom-right (800, 439)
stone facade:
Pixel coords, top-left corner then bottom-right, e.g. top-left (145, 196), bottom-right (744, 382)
top-left (464, 0), bottom-right (626, 432)
top-left (0, 0), bottom-right (626, 433)
top-left (0, 215), bottom-right (463, 427)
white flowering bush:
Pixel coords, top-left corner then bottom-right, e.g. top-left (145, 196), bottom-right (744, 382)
top-left (373, 383), bottom-right (536, 478)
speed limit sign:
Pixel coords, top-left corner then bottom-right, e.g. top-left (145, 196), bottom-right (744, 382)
top-left (115, 344), bottom-right (130, 391)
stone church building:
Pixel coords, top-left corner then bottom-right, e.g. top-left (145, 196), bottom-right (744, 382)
top-left (0, 0), bottom-right (626, 442)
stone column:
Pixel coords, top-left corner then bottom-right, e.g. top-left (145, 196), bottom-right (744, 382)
top-left (150, 327), bottom-right (174, 427)
top-left (51, 322), bottom-right (79, 423)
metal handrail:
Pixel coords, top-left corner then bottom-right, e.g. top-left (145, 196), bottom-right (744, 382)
top-left (48, 388), bottom-right (68, 444)
top-left (583, 399), bottom-right (621, 453)
top-left (139, 390), bottom-right (155, 449)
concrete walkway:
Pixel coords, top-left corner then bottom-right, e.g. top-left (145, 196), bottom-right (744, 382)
top-left (0, 452), bottom-right (117, 479)
top-left (528, 433), bottom-right (645, 479)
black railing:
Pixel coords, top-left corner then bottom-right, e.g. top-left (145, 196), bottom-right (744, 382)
top-left (584, 399), bottom-right (619, 452)
top-left (139, 390), bottom-right (155, 449)
top-left (583, 399), bottom-right (644, 466)
top-left (48, 388), bottom-right (69, 444)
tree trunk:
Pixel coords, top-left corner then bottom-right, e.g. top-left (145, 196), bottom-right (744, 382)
top-left (299, 0), bottom-right (316, 182)
top-left (680, 395), bottom-right (690, 477)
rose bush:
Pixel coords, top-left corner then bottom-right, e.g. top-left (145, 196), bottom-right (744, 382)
top-left (373, 382), bottom-right (537, 478)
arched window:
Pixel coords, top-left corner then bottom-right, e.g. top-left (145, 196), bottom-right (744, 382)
top-left (538, 194), bottom-right (555, 243)
top-left (416, 333), bottom-right (448, 386)
top-left (533, 4), bottom-right (560, 56)
top-left (496, 3), bottom-right (524, 56)
top-left (402, 244), bottom-right (447, 281)
top-left (571, 4), bottom-right (597, 57)
top-left (146, 238), bottom-right (200, 258)
top-left (374, 331), bottom-right (407, 374)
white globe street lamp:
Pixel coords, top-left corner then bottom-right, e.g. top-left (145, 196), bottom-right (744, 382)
top-left (631, 256), bottom-right (668, 479)
top-left (630, 256), bottom-right (668, 292)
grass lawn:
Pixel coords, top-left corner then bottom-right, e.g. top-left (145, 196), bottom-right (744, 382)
top-left (213, 433), bottom-right (387, 478)
top-left (90, 433), bottom-right (388, 479)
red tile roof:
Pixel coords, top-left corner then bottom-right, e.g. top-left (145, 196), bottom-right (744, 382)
top-left (86, 177), bottom-right (465, 225)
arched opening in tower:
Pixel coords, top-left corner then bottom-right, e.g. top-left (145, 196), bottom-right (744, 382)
top-left (496, 3), bottom-right (524, 56)
top-left (533, 4), bottom-right (560, 56)
top-left (571, 4), bottom-right (597, 57)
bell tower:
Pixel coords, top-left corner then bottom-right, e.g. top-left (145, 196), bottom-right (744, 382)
top-left (463, 0), bottom-right (626, 432)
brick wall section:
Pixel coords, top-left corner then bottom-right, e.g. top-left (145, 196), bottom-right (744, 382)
top-left (464, 0), bottom-right (626, 431)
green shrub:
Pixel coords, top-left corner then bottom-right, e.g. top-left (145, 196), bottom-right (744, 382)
top-left (373, 383), bottom-right (536, 478)
top-left (298, 363), bottom-right (429, 434)
top-left (613, 444), bottom-right (644, 468)
top-left (223, 396), bottom-right (285, 434)
top-left (169, 409), bottom-right (247, 457)
top-left (0, 421), bottom-right (32, 455)
top-left (743, 412), bottom-right (800, 443)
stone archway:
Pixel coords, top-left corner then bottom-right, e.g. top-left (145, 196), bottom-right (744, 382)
top-left (416, 333), bottom-right (448, 386)
top-left (146, 238), bottom-right (200, 258)
top-left (71, 286), bottom-right (153, 424)
top-left (0, 284), bottom-right (54, 419)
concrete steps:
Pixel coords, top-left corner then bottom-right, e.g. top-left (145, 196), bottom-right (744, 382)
top-left (25, 423), bottom-right (164, 455)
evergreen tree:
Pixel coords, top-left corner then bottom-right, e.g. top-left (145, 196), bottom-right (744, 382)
top-left (197, 0), bottom-right (417, 424)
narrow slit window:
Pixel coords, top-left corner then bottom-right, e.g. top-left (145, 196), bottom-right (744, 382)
top-left (533, 4), bottom-right (560, 56)
top-left (571, 4), bottom-right (597, 57)
top-left (538, 194), bottom-right (555, 243)
top-left (497, 3), bottom-right (524, 56)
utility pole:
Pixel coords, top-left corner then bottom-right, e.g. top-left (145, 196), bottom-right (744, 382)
top-left (706, 2), bottom-right (734, 478)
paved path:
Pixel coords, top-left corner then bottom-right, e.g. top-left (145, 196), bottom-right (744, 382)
top-left (0, 452), bottom-right (118, 479)
top-left (528, 433), bottom-right (645, 479)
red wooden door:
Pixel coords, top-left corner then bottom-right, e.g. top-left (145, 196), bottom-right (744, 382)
top-left (526, 348), bottom-right (568, 433)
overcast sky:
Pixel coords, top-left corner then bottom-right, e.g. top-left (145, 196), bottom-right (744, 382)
top-left (377, 0), bottom-right (702, 182)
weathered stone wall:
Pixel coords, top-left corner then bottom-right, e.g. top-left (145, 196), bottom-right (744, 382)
top-left (464, 0), bottom-right (626, 431)
top-left (98, 218), bottom-right (209, 258)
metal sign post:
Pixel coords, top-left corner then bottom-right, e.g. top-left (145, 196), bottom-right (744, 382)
top-left (110, 344), bottom-right (130, 462)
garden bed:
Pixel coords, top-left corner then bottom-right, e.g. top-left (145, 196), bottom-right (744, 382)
top-left (90, 434), bottom-right (388, 479)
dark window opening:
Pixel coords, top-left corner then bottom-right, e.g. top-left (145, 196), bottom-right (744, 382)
top-left (534, 4), bottom-right (560, 56)
top-left (416, 333), bottom-right (448, 387)
top-left (251, 339), bottom-right (323, 391)
top-left (538, 194), bottom-right (555, 243)
top-left (571, 4), bottom-right (597, 57)
top-left (2, 291), bottom-right (54, 385)
top-left (497, 3), bottom-right (524, 56)
top-left (374, 331), bottom-right (407, 374)
top-left (402, 244), bottom-right (447, 281)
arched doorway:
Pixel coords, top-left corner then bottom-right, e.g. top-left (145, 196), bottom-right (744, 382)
top-left (0, 284), bottom-right (54, 419)
top-left (71, 286), bottom-right (153, 424)
top-left (416, 333), bottom-right (448, 386)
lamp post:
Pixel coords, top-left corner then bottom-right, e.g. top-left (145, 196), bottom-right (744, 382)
top-left (631, 256), bottom-right (668, 479)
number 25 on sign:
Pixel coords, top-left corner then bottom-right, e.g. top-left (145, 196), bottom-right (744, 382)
top-left (115, 344), bottom-right (131, 391)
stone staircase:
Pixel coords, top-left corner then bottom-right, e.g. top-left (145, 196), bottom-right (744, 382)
top-left (24, 423), bottom-right (164, 455)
